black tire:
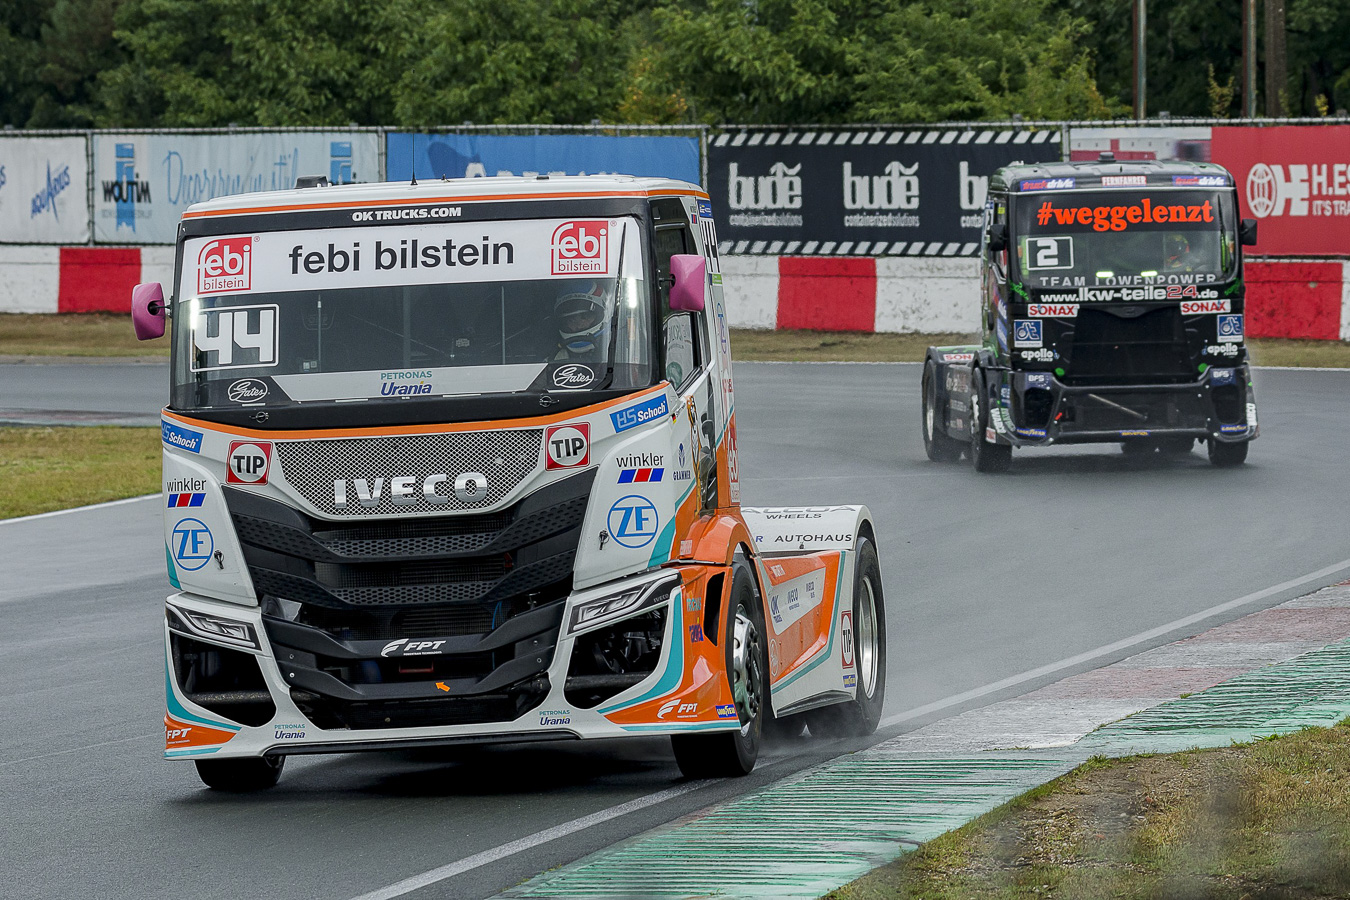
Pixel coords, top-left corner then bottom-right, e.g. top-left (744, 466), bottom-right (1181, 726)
top-left (1158, 436), bottom-right (1195, 455)
top-left (1208, 438), bottom-right (1249, 467)
top-left (969, 368), bottom-right (1012, 473)
top-left (922, 361), bottom-right (964, 462)
top-left (194, 755), bottom-right (284, 792)
top-left (805, 537), bottom-right (887, 739)
top-left (671, 563), bottom-right (766, 778)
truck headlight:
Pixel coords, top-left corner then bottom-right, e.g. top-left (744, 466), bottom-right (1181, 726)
top-left (565, 574), bottom-right (680, 638)
top-left (167, 602), bottom-right (260, 650)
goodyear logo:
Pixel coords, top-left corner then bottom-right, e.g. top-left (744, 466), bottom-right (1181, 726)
top-left (716, 704), bottom-right (738, 719)
top-left (610, 394), bottom-right (669, 433)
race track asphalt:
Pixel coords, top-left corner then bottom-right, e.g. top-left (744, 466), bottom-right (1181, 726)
top-left (3, 362), bottom-right (1349, 900)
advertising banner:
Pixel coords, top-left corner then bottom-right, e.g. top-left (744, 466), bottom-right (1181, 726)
top-left (1211, 125), bottom-right (1350, 257)
top-left (386, 133), bottom-right (701, 185)
top-left (92, 132), bottom-right (380, 244)
top-left (0, 136), bottom-right (90, 243)
top-left (706, 128), bottom-right (1061, 256)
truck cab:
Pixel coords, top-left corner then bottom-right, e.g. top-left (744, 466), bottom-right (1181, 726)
top-left (134, 175), bottom-right (886, 789)
top-left (923, 155), bottom-right (1260, 471)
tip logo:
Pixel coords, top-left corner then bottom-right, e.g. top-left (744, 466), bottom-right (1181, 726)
top-left (607, 495), bottom-right (660, 548)
top-left (227, 440), bottom-right (272, 485)
top-left (198, 236), bottom-right (255, 294)
top-left (545, 423), bottom-right (590, 469)
top-left (551, 221), bottom-right (608, 275)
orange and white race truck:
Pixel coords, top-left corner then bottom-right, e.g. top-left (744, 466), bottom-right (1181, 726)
top-left (133, 175), bottom-right (887, 790)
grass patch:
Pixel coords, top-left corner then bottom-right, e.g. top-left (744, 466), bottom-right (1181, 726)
top-left (730, 329), bottom-right (977, 362)
top-left (827, 720), bottom-right (1350, 900)
top-left (1247, 338), bottom-right (1350, 368)
top-left (0, 426), bottom-right (160, 518)
top-left (0, 313), bottom-right (169, 357)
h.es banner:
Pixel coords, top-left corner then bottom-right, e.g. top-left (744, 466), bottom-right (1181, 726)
top-left (92, 132), bottom-right (380, 244)
top-left (386, 133), bottom-right (701, 185)
top-left (706, 128), bottom-right (1061, 256)
top-left (1211, 125), bottom-right (1350, 257)
top-left (0, 136), bottom-right (90, 243)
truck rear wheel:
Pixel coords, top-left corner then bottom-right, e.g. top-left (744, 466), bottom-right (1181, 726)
top-left (922, 361), bottom-right (964, 462)
top-left (671, 563), bottom-right (766, 778)
top-left (805, 536), bottom-right (886, 738)
top-left (1208, 439), bottom-right (1249, 467)
top-left (969, 369), bottom-right (1012, 473)
top-left (194, 755), bottom-right (284, 792)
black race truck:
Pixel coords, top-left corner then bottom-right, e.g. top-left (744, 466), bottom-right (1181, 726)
top-left (923, 154), bottom-right (1260, 472)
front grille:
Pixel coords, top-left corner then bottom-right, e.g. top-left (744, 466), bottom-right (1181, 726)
top-left (1062, 307), bottom-right (1195, 386)
top-left (292, 687), bottom-right (549, 731)
top-left (1062, 389), bottom-right (1210, 432)
top-left (275, 429), bottom-right (543, 516)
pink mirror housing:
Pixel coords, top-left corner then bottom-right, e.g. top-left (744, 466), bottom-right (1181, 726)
top-left (131, 282), bottom-right (166, 341)
top-left (668, 254), bottom-right (707, 312)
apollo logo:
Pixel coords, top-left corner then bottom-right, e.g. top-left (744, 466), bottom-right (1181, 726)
top-left (728, 162), bottom-right (802, 210)
top-left (198, 236), bottom-right (255, 294)
top-left (843, 161), bottom-right (919, 210)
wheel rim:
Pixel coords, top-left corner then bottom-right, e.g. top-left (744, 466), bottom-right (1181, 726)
top-left (857, 575), bottom-right (880, 700)
top-left (969, 375), bottom-right (982, 443)
top-left (923, 374), bottom-right (935, 441)
top-left (731, 604), bottom-right (762, 732)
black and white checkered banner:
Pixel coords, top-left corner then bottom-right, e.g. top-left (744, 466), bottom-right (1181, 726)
top-left (707, 128), bottom-right (1061, 256)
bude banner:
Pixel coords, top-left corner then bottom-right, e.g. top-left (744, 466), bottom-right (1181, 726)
top-left (92, 132), bottom-right (380, 244)
top-left (706, 127), bottom-right (1060, 256)
top-left (385, 133), bottom-right (701, 185)
top-left (1211, 125), bottom-right (1350, 257)
top-left (0, 136), bottom-right (90, 243)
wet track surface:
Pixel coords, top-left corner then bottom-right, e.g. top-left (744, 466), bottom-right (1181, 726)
top-left (3, 362), bottom-right (1349, 899)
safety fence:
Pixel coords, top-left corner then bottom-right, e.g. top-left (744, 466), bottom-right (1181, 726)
top-left (2, 121), bottom-right (1349, 338)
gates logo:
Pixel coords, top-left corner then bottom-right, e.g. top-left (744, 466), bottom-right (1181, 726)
top-left (198, 236), bottom-right (255, 294)
top-left (545, 423), bottom-right (589, 470)
top-left (227, 440), bottom-right (272, 485)
top-left (551, 221), bottom-right (608, 275)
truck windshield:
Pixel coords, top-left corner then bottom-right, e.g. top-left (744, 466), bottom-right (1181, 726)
top-left (171, 217), bottom-right (651, 409)
top-left (1014, 190), bottom-right (1238, 289)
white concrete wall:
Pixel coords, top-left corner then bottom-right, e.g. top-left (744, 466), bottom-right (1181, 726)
top-left (874, 257), bottom-right (981, 333)
top-left (0, 246), bottom-right (60, 313)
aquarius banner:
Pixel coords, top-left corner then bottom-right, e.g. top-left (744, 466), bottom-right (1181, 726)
top-left (706, 127), bottom-right (1061, 256)
top-left (386, 133), bottom-right (701, 185)
top-left (92, 132), bottom-right (380, 244)
top-left (0, 136), bottom-right (90, 243)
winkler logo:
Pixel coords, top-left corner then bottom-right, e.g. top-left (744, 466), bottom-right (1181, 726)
top-left (103, 143), bottom-right (151, 232)
top-left (198, 237), bottom-right (254, 294)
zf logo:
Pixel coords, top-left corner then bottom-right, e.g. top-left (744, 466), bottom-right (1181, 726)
top-left (227, 441), bottom-right (272, 485)
top-left (198, 236), bottom-right (255, 294)
top-left (545, 423), bottom-right (589, 469)
top-left (606, 495), bottom-right (659, 548)
top-left (191, 305), bottom-right (279, 372)
top-left (551, 221), bottom-right (608, 275)
top-left (171, 517), bottom-right (214, 571)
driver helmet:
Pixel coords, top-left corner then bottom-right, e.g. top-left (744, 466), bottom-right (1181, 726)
top-left (1164, 233), bottom-right (1193, 270)
top-left (555, 281), bottom-right (613, 355)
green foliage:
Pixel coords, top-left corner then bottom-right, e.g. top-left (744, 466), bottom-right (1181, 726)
top-left (0, 0), bottom-right (1120, 128)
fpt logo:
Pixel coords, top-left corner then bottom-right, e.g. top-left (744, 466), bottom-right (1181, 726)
top-left (545, 423), bottom-right (589, 470)
top-left (227, 440), bottom-right (272, 485)
top-left (607, 495), bottom-right (659, 548)
top-left (198, 237), bottom-right (255, 294)
top-left (551, 221), bottom-right (608, 275)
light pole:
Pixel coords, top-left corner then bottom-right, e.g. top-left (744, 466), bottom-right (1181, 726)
top-left (1133, 0), bottom-right (1147, 120)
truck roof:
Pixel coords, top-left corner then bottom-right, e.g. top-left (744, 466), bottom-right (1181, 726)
top-left (181, 174), bottom-right (708, 222)
top-left (993, 157), bottom-right (1234, 192)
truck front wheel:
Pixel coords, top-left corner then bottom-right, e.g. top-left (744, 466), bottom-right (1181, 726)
top-left (969, 369), bottom-right (1012, 473)
top-left (671, 564), bottom-right (766, 778)
top-left (922, 362), bottom-right (964, 462)
top-left (194, 755), bottom-right (284, 792)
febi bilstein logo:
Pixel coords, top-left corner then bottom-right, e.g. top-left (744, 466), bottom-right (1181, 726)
top-left (551, 221), bottom-right (608, 275)
top-left (103, 143), bottom-right (151, 232)
top-left (198, 236), bottom-right (254, 294)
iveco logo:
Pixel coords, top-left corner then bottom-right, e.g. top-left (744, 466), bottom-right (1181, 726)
top-left (333, 473), bottom-right (490, 508)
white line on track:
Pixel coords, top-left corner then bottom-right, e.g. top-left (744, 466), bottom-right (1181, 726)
top-left (348, 556), bottom-right (1350, 900)
top-left (0, 493), bottom-right (158, 525)
top-left (878, 555), bottom-right (1350, 730)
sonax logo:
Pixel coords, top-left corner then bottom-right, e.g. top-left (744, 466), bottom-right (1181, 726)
top-left (199, 236), bottom-right (255, 294)
top-left (551, 221), bottom-right (608, 275)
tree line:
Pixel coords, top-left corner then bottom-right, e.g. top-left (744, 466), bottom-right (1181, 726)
top-left (1, 0), bottom-right (1346, 129)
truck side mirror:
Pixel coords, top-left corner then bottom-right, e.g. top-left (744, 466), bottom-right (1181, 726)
top-left (986, 223), bottom-right (1008, 253)
top-left (1240, 218), bottom-right (1258, 246)
top-left (669, 254), bottom-right (706, 312)
top-left (131, 282), bottom-right (167, 340)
